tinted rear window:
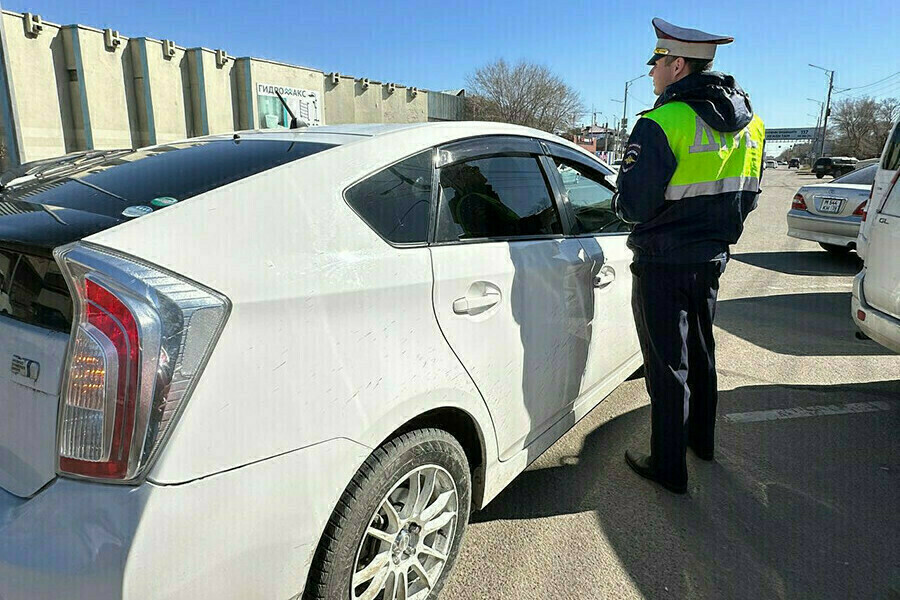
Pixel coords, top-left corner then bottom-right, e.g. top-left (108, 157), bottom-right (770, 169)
top-left (2, 140), bottom-right (336, 215)
top-left (834, 164), bottom-right (878, 185)
top-left (345, 150), bottom-right (434, 245)
top-left (0, 248), bottom-right (72, 332)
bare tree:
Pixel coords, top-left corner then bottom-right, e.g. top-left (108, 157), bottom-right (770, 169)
top-left (465, 59), bottom-right (584, 133)
top-left (877, 97), bottom-right (900, 129)
top-left (831, 96), bottom-right (898, 158)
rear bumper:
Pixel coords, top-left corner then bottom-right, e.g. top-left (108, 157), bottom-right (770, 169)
top-left (0, 437), bottom-right (369, 599)
top-left (787, 210), bottom-right (860, 247)
top-left (852, 271), bottom-right (900, 354)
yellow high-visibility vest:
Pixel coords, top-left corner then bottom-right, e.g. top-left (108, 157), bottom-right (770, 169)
top-left (642, 101), bottom-right (765, 201)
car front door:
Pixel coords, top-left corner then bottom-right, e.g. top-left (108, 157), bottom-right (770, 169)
top-left (543, 144), bottom-right (641, 411)
top-left (429, 137), bottom-right (595, 461)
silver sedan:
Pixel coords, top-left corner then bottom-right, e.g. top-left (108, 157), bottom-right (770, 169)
top-left (786, 164), bottom-right (877, 253)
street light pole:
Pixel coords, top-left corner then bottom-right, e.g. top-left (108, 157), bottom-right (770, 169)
top-left (610, 98), bottom-right (624, 158)
top-left (621, 74), bottom-right (647, 152)
top-left (809, 64), bottom-right (835, 157)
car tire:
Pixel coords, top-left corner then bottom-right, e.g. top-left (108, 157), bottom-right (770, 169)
top-left (816, 173), bottom-right (824, 179)
top-left (304, 428), bottom-right (471, 600)
top-left (819, 242), bottom-right (851, 254)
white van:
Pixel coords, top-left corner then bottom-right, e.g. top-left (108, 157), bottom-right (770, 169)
top-left (853, 169), bottom-right (900, 353)
top-left (857, 118), bottom-right (900, 259)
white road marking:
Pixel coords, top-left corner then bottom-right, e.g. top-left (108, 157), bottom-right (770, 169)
top-left (724, 401), bottom-right (892, 424)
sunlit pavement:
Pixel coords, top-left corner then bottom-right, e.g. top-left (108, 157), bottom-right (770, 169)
top-left (442, 168), bottom-right (900, 600)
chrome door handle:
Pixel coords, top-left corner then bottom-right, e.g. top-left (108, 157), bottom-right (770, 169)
top-left (594, 265), bottom-right (616, 289)
top-left (453, 290), bottom-right (501, 315)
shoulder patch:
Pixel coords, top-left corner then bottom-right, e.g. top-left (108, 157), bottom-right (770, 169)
top-left (622, 143), bottom-right (641, 172)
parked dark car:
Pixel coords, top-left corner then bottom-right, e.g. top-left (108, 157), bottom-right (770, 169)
top-left (813, 156), bottom-right (858, 178)
top-left (789, 158), bottom-right (800, 168)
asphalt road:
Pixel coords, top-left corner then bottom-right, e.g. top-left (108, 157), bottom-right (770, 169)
top-left (442, 167), bottom-right (900, 600)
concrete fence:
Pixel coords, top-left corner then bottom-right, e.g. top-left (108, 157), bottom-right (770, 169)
top-left (0, 10), bottom-right (466, 170)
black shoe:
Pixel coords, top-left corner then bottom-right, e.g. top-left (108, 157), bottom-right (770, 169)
top-left (688, 444), bottom-right (715, 462)
top-left (625, 450), bottom-right (687, 494)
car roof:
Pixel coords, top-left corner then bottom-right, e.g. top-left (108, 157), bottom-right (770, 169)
top-left (200, 121), bottom-right (602, 161)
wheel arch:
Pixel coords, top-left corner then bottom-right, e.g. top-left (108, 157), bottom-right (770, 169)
top-left (374, 405), bottom-right (491, 510)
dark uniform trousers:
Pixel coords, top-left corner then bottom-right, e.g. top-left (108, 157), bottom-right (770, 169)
top-left (630, 259), bottom-right (724, 487)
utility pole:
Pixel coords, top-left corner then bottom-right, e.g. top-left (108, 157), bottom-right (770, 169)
top-left (807, 98), bottom-right (824, 161)
top-left (810, 64), bottom-right (835, 157)
top-left (604, 122), bottom-right (609, 155)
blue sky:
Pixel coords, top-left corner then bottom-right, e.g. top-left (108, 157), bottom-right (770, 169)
top-left (6, 0), bottom-right (899, 153)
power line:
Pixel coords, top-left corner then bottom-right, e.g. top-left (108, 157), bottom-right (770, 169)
top-left (848, 77), bottom-right (900, 98)
top-left (869, 79), bottom-right (900, 99)
top-left (631, 94), bottom-right (653, 108)
top-left (840, 78), bottom-right (900, 100)
top-left (835, 71), bottom-right (900, 94)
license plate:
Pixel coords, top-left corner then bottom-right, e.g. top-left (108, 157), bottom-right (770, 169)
top-left (819, 198), bottom-right (844, 213)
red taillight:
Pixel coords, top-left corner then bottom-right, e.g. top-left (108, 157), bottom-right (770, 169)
top-left (59, 280), bottom-right (140, 478)
top-left (853, 201), bottom-right (867, 219)
top-left (792, 193), bottom-right (808, 211)
top-left (55, 243), bottom-right (230, 483)
top-left (857, 310), bottom-right (866, 322)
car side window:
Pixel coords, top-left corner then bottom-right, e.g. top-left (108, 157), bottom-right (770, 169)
top-left (436, 155), bottom-right (562, 242)
top-left (882, 177), bottom-right (900, 217)
top-left (345, 150), bottom-right (434, 244)
top-left (883, 124), bottom-right (900, 171)
top-left (552, 158), bottom-right (630, 234)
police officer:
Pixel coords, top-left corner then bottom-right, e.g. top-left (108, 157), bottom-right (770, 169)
top-left (612, 18), bottom-right (765, 494)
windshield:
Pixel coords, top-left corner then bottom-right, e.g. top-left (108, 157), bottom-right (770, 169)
top-left (833, 164), bottom-right (877, 185)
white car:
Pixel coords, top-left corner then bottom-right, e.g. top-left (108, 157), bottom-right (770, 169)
top-left (786, 163), bottom-right (876, 253)
top-left (0, 123), bottom-right (640, 599)
top-left (765, 158), bottom-right (778, 169)
top-left (857, 117), bottom-right (900, 259)
top-left (853, 170), bottom-right (900, 353)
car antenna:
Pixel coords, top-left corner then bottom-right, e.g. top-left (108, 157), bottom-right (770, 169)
top-left (274, 88), bottom-right (309, 129)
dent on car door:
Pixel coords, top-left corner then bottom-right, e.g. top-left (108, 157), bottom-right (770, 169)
top-left (429, 141), bottom-right (594, 461)
top-left (543, 149), bottom-right (640, 398)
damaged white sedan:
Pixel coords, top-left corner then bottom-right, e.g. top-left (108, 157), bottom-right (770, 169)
top-left (0, 122), bottom-right (638, 599)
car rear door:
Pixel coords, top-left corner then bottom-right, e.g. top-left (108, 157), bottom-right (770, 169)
top-left (864, 174), bottom-right (900, 319)
top-left (429, 137), bottom-right (594, 461)
top-left (542, 143), bottom-right (640, 405)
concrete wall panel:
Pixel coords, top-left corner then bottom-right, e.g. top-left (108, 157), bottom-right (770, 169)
top-left (69, 26), bottom-right (135, 150)
top-left (2, 12), bottom-right (70, 161)
top-left (382, 84), bottom-right (406, 123)
top-left (353, 79), bottom-right (382, 123)
top-left (132, 38), bottom-right (191, 145)
top-left (406, 90), bottom-right (427, 123)
top-left (189, 49), bottom-right (238, 135)
top-left (323, 74), bottom-right (355, 125)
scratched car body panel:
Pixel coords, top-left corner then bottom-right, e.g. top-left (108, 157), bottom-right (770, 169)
top-left (0, 122), bottom-right (639, 599)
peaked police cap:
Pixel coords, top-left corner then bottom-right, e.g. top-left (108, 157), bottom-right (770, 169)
top-left (648, 18), bottom-right (734, 66)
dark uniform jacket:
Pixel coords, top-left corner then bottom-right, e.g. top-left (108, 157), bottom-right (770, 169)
top-left (615, 72), bottom-right (763, 264)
